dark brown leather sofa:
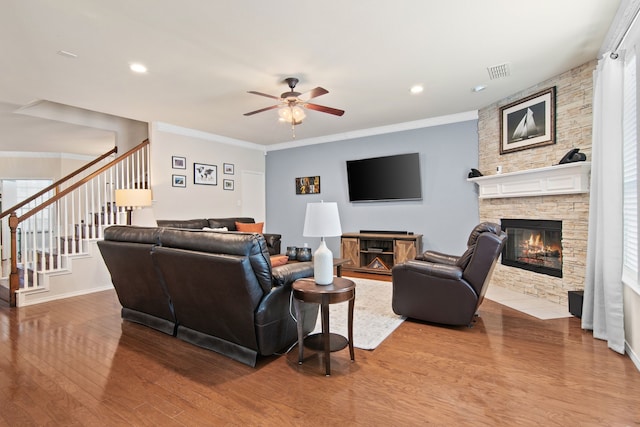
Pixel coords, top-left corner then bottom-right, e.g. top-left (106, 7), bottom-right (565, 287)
top-left (156, 217), bottom-right (282, 255)
top-left (98, 225), bottom-right (317, 366)
top-left (391, 222), bottom-right (507, 326)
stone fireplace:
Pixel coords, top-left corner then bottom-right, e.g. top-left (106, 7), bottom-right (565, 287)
top-left (476, 60), bottom-right (595, 305)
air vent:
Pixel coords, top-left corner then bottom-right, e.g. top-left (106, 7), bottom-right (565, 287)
top-left (487, 63), bottom-right (511, 80)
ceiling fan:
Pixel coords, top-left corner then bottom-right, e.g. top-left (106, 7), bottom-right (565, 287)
top-left (243, 77), bottom-right (344, 132)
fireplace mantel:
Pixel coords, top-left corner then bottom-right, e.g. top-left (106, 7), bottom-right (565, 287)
top-left (467, 162), bottom-right (591, 199)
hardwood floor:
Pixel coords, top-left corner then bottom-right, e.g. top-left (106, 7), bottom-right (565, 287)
top-left (0, 277), bottom-right (639, 426)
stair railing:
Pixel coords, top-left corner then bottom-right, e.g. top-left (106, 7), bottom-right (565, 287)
top-left (3, 139), bottom-right (150, 307)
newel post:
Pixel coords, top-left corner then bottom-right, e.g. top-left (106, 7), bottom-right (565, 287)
top-left (9, 212), bottom-right (19, 307)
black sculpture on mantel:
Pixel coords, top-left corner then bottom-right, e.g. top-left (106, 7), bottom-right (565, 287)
top-left (468, 168), bottom-right (483, 178)
top-left (558, 148), bottom-right (587, 164)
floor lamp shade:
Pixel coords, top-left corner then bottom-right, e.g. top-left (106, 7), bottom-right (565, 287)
top-left (115, 189), bottom-right (152, 208)
top-left (303, 202), bottom-right (342, 285)
top-left (115, 189), bottom-right (153, 225)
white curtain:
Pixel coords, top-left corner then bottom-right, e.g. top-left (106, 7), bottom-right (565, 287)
top-left (582, 53), bottom-right (626, 354)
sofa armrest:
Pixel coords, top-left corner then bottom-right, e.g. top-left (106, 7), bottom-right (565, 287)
top-left (393, 259), bottom-right (463, 281)
top-left (263, 233), bottom-right (282, 256)
top-left (416, 250), bottom-right (460, 265)
top-left (271, 261), bottom-right (313, 287)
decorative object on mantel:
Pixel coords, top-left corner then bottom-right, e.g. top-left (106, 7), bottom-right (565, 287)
top-left (467, 161), bottom-right (591, 199)
top-left (558, 148), bottom-right (587, 164)
top-left (468, 168), bottom-right (483, 178)
top-left (500, 86), bottom-right (556, 154)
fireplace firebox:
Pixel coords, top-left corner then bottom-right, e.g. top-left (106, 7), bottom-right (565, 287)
top-left (501, 219), bottom-right (562, 278)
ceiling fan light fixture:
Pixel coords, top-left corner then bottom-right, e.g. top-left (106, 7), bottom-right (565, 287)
top-left (278, 105), bottom-right (305, 124)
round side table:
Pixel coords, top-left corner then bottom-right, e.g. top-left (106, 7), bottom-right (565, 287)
top-left (292, 277), bottom-right (355, 376)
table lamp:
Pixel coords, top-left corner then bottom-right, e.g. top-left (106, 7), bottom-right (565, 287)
top-left (115, 189), bottom-right (153, 225)
top-left (303, 201), bottom-right (342, 285)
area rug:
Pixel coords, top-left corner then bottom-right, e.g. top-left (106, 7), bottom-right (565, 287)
top-left (311, 277), bottom-right (405, 350)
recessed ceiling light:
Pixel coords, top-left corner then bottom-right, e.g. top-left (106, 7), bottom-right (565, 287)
top-left (410, 85), bottom-right (424, 94)
top-left (472, 85), bottom-right (487, 92)
top-left (129, 63), bottom-right (148, 73)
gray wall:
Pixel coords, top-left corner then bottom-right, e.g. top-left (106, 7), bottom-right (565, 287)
top-left (265, 120), bottom-right (480, 258)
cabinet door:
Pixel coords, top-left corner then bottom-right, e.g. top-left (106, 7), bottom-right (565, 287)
top-left (341, 238), bottom-right (360, 267)
top-left (394, 240), bottom-right (418, 265)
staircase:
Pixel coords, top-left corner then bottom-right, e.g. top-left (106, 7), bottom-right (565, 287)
top-left (0, 139), bottom-right (150, 307)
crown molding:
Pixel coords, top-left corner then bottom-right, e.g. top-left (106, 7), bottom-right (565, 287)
top-left (153, 122), bottom-right (266, 152)
top-left (265, 110), bottom-right (479, 152)
top-left (0, 151), bottom-right (97, 160)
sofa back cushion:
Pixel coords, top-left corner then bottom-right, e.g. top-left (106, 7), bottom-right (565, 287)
top-left (98, 226), bottom-right (174, 324)
top-left (103, 225), bottom-right (162, 244)
top-left (159, 228), bottom-right (273, 293)
top-left (152, 247), bottom-right (262, 351)
top-left (156, 219), bottom-right (209, 229)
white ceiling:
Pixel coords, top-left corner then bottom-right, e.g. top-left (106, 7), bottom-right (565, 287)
top-left (0, 0), bottom-right (622, 155)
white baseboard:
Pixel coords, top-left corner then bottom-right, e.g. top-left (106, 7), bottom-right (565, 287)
top-left (626, 341), bottom-right (640, 372)
top-left (18, 284), bottom-right (113, 307)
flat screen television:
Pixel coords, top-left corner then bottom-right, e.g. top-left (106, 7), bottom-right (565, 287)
top-left (346, 153), bottom-right (422, 202)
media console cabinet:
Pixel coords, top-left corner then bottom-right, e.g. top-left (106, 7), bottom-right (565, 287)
top-left (340, 232), bottom-right (422, 276)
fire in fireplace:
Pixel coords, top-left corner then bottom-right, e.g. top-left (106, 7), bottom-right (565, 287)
top-left (500, 219), bottom-right (562, 278)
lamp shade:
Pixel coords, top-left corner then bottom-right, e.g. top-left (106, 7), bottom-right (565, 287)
top-left (115, 189), bottom-right (152, 208)
top-left (303, 202), bottom-right (342, 238)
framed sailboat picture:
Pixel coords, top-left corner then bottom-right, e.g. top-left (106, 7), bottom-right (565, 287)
top-left (500, 86), bottom-right (556, 154)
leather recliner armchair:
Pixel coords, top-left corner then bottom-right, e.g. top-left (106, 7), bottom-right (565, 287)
top-left (391, 222), bottom-right (507, 326)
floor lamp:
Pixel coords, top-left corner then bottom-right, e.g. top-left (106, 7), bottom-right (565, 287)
top-left (303, 201), bottom-right (342, 285)
top-left (115, 189), bottom-right (152, 225)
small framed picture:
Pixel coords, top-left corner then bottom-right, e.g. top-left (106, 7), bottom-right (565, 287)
top-left (295, 176), bottom-right (320, 194)
top-left (223, 163), bottom-right (235, 175)
top-left (500, 86), bottom-right (556, 154)
top-left (172, 174), bottom-right (186, 188)
top-left (194, 163), bottom-right (217, 186)
top-left (223, 179), bottom-right (234, 191)
top-left (172, 156), bottom-right (186, 169)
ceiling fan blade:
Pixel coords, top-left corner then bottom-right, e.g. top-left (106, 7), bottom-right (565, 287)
top-left (243, 104), bottom-right (280, 116)
top-left (305, 103), bottom-right (345, 116)
top-left (299, 87), bottom-right (329, 101)
top-left (247, 91), bottom-right (280, 100)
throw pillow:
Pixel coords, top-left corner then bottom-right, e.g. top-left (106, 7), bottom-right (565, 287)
top-left (202, 227), bottom-right (228, 232)
top-left (270, 255), bottom-right (289, 267)
top-left (235, 221), bottom-right (264, 233)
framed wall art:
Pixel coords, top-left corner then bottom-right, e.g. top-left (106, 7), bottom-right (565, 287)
top-left (500, 86), bottom-right (556, 154)
top-left (223, 179), bottom-right (234, 191)
top-left (194, 163), bottom-right (217, 186)
top-left (172, 156), bottom-right (186, 169)
top-left (172, 174), bottom-right (186, 188)
top-left (295, 176), bottom-right (320, 195)
top-left (223, 163), bottom-right (234, 175)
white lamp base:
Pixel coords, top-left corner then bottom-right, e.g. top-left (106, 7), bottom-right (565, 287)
top-left (314, 240), bottom-right (334, 285)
